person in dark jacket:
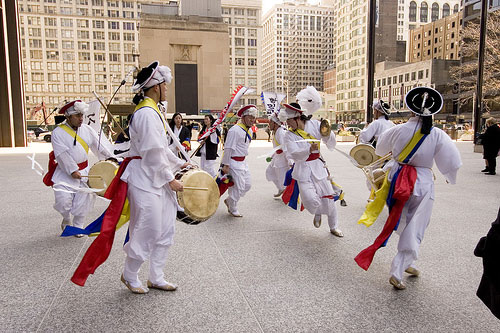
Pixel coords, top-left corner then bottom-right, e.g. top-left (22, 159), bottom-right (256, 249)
top-left (195, 115), bottom-right (220, 177)
top-left (474, 207), bottom-right (500, 320)
top-left (479, 117), bottom-right (500, 175)
top-left (168, 112), bottom-right (191, 160)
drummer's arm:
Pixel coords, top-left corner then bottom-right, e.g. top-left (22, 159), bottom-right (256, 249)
top-left (359, 123), bottom-right (375, 144)
top-left (55, 151), bottom-right (80, 176)
top-left (284, 133), bottom-right (310, 162)
top-left (165, 145), bottom-right (186, 173)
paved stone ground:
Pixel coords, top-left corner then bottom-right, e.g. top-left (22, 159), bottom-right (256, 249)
top-left (0, 141), bottom-right (499, 332)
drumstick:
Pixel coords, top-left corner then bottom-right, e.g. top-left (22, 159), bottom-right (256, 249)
top-left (81, 175), bottom-right (103, 178)
top-left (183, 186), bottom-right (209, 191)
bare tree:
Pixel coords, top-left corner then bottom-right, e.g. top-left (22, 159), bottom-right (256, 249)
top-left (450, 11), bottom-right (500, 107)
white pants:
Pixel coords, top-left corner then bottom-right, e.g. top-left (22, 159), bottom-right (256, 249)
top-left (266, 163), bottom-right (288, 193)
top-left (297, 177), bottom-right (339, 230)
top-left (53, 182), bottom-right (95, 228)
top-left (200, 153), bottom-right (217, 178)
top-left (226, 166), bottom-right (251, 211)
top-left (390, 190), bottom-right (434, 280)
top-left (123, 184), bottom-right (176, 286)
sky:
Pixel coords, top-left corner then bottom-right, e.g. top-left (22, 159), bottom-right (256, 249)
top-left (262, 0), bottom-right (321, 16)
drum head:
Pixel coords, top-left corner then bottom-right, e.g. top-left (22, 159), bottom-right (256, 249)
top-left (349, 144), bottom-right (377, 166)
top-left (88, 161), bottom-right (118, 196)
top-left (177, 170), bottom-right (220, 222)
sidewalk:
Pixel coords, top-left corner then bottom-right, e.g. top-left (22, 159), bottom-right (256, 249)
top-left (0, 141), bottom-right (499, 332)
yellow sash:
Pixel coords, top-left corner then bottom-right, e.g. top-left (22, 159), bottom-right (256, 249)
top-left (397, 131), bottom-right (425, 163)
top-left (135, 98), bottom-right (167, 132)
top-left (237, 123), bottom-right (252, 140)
top-left (59, 124), bottom-right (89, 154)
top-left (292, 128), bottom-right (320, 149)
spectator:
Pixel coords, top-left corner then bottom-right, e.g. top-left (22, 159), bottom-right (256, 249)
top-left (251, 124), bottom-right (258, 140)
top-left (479, 117), bottom-right (500, 175)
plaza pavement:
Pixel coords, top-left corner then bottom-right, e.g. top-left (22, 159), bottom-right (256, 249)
top-left (0, 140), bottom-right (499, 332)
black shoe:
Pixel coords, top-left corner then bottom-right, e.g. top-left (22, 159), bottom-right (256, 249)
top-left (485, 172), bottom-right (496, 175)
top-left (481, 168), bottom-right (489, 172)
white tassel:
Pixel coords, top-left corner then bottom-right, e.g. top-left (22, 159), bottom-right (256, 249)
top-left (296, 86), bottom-right (322, 116)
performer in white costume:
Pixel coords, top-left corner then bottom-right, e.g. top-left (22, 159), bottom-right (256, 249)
top-left (280, 102), bottom-right (343, 237)
top-left (375, 88), bottom-right (462, 290)
top-left (265, 111), bottom-right (290, 199)
top-left (221, 104), bottom-right (257, 217)
top-left (120, 61), bottom-right (189, 294)
top-left (359, 99), bottom-right (395, 147)
top-left (44, 100), bottom-right (114, 234)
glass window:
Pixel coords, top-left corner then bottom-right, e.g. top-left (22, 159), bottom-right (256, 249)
top-left (420, 2), bottom-right (428, 22)
top-left (443, 4), bottom-right (450, 17)
top-left (409, 1), bottom-right (417, 22)
top-left (431, 3), bottom-right (439, 22)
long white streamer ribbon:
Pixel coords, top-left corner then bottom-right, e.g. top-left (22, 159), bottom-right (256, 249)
top-left (53, 182), bottom-right (107, 195)
top-left (27, 153), bottom-right (45, 176)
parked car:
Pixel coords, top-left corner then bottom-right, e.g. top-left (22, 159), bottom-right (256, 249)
top-left (345, 127), bottom-right (361, 135)
top-left (39, 131), bottom-right (52, 142)
top-left (27, 126), bottom-right (49, 138)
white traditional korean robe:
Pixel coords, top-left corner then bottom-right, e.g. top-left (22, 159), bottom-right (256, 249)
top-left (221, 123), bottom-right (252, 212)
top-left (359, 116), bottom-right (395, 145)
top-left (51, 121), bottom-right (113, 228)
top-left (120, 98), bottom-right (185, 287)
top-left (265, 126), bottom-right (290, 193)
top-left (284, 119), bottom-right (340, 230)
top-left (376, 116), bottom-right (462, 280)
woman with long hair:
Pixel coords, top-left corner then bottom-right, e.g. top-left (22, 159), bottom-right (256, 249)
top-left (195, 115), bottom-right (220, 177)
top-left (168, 112), bottom-right (191, 160)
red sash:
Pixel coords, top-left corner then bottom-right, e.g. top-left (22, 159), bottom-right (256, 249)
top-left (71, 156), bottom-right (140, 287)
top-left (231, 156), bottom-right (246, 161)
top-left (43, 151), bottom-right (88, 186)
top-left (306, 153), bottom-right (320, 161)
top-left (354, 165), bottom-right (417, 271)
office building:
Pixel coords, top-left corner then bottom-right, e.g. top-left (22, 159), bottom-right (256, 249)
top-left (262, 0), bottom-right (334, 99)
top-left (221, 0), bottom-right (262, 108)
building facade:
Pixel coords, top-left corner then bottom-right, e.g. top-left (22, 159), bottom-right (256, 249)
top-left (372, 59), bottom-right (460, 121)
top-left (397, 0), bottom-right (461, 43)
top-left (1, 0), bottom-right (26, 147)
top-left (17, 0), bottom-right (166, 122)
top-left (408, 11), bottom-right (462, 62)
top-left (221, 0), bottom-right (262, 108)
top-left (139, 2), bottom-right (229, 115)
top-left (262, 0), bottom-right (334, 99)
top-left (333, 0), bottom-right (404, 122)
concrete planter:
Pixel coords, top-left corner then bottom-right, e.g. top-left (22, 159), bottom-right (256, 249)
top-left (336, 135), bottom-right (356, 142)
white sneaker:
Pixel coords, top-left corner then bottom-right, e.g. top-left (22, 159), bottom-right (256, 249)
top-left (330, 228), bottom-right (344, 237)
top-left (313, 214), bottom-right (321, 228)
